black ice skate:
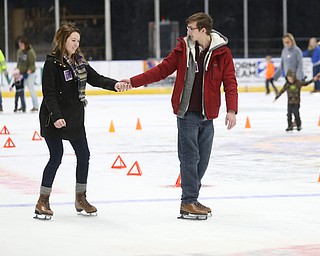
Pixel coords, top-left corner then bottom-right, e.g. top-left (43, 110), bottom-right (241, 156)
top-left (285, 126), bottom-right (293, 132)
top-left (75, 191), bottom-right (97, 216)
top-left (177, 202), bottom-right (209, 220)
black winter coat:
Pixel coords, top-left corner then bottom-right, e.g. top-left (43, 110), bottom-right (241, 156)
top-left (39, 55), bottom-right (117, 140)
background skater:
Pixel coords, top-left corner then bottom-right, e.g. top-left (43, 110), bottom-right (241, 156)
top-left (274, 69), bottom-right (320, 131)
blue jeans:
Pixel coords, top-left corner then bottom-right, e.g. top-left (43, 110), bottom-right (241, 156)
top-left (177, 111), bottom-right (214, 204)
top-left (313, 65), bottom-right (320, 90)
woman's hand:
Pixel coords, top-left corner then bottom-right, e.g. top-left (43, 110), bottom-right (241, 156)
top-left (54, 119), bottom-right (66, 129)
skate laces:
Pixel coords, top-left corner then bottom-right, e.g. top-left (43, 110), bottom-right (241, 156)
top-left (79, 194), bottom-right (93, 209)
top-left (41, 197), bottom-right (51, 210)
top-left (195, 202), bottom-right (208, 210)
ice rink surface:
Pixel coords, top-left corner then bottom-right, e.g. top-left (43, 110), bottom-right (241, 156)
top-left (0, 91), bottom-right (320, 256)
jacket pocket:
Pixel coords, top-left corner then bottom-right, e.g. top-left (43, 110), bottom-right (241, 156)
top-left (45, 112), bottom-right (53, 127)
top-left (210, 63), bottom-right (222, 81)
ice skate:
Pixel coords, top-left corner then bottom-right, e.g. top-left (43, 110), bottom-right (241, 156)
top-left (285, 126), bottom-right (293, 132)
top-left (75, 191), bottom-right (97, 216)
top-left (195, 202), bottom-right (212, 216)
top-left (177, 202), bottom-right (209, 220)
top-left (34, 194), bottom-right (53, 220)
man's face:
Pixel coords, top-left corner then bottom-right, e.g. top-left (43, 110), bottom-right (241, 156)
top-left (187, 22), bottom-right (203, 42)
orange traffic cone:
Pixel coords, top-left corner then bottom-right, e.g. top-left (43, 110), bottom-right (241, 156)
top-left (318, 116), bottom-right (320, 126)
top-left (109, 120), bottom-right (115, 132)
top-left (245, 116), bottom-right (251, 128)
top-left (136, 118), bottom-right (142, 130)
top-left (318, 174), bottom-right (320, 182)
top-left (127, 161), bottom-right (142, 176)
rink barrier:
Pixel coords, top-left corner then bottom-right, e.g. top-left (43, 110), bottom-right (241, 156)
top-left (0, 85), bottom-right (314, 98)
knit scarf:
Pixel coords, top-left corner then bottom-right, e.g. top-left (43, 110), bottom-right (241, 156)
top-left (177, 50), bottom-right (196, 118)
top-left (65, 53), bottom-right (88, 106)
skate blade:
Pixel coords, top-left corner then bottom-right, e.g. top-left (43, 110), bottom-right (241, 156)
top-left (177, 213), bottom-right (208, 220)
top-left (33, 214), bottom-right (52, 220)
top-left (76, 210), bottom-right (98, 217)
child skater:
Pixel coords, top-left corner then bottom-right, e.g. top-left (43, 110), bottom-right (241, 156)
top-left (10, 68), bottom-right (26, 112)
top-left (274, 69), bottom-right (320, 131)
top-left (265, 55), bottom-right (278, 94)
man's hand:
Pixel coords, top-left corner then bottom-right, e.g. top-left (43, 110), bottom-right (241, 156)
top-left (225, 111), bottom-right (236, 130)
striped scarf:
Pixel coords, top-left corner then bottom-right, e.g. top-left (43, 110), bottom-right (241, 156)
top-left (65, 53), bottom-right (88, 106)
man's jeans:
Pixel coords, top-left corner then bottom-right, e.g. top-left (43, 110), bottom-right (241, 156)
top-left (177, 111), bottom-right (214, 204)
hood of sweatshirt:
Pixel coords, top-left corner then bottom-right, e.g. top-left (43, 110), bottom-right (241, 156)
top-left (184, 30), bottom-right (228, 71)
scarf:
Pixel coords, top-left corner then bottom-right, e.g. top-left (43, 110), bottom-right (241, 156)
top-left (65, 53), bottom-right (88, 106)
top-left (177, 50), bottom-right (196, 118)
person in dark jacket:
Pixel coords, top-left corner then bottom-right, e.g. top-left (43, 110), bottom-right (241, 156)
top-left (34, 23), bottom-right (130, 220)
top-left (10, 68), bottom-right (26, 112)
top-left (122, 12), bottom-right (238, 219)
top-left (275, 69), bottom-right (320, 131)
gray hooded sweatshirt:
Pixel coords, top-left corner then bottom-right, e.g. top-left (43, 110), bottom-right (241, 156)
top-left (273, 45), bottom-right (304, 81)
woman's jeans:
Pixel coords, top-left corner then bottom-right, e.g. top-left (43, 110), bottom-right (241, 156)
top-left (41, 136), bottom-right (90, 188)
top-left (177, 111), bottom-right (214, 204)
top-left (25, 72), bottom-right (39, 109)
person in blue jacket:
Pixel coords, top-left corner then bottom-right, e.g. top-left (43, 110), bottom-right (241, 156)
top-left (303, 37), bottom-right (320, 92)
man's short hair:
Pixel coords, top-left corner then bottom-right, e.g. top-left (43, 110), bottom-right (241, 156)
top-left (186, 12), bottom-right (213, 35)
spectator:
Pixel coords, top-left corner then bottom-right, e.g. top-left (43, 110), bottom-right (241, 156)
top-left (17, 36), bottom-right (39, 112)
top-left (274, 69), bottom-right (320, 131)
top-left (10, 68), bottom-right (26, 113)
top-left (303, 37), bottom-right (320, 92)
top-left (0, 49), bottom-right (8, 112)
top-left (265, 55), bottom-right (278, 95)
top-left (273, 33), bottom-right (304, 81)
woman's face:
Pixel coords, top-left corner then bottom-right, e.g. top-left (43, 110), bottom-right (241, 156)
top-left (282, 37), bottom-right (293, 48)
top-left (18, 41), bottom-right (25, 50)
top-left (65, 32), bottom-right (80, 57)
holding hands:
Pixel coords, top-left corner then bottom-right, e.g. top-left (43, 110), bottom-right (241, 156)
top-left (115, 81), bottom-right (132, 92)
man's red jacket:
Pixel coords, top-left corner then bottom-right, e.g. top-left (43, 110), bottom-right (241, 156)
top-left (130, 33), bottom-right (238, 120)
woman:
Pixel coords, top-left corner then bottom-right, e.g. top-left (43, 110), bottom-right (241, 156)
top-left (35, 23), bottom-right (130, 220)
top-left (273, 33), bottom-right (304, 81)
top-left (16, 36), bottom-right (39, 112)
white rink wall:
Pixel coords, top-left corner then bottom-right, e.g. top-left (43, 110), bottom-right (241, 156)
top-left (0, 57), bottom-right (313, 93)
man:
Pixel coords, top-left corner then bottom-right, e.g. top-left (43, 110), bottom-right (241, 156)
top-left (123, 12), bottom-right (238, 219)
top-left (0, 49), bottom-right (9, 112)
